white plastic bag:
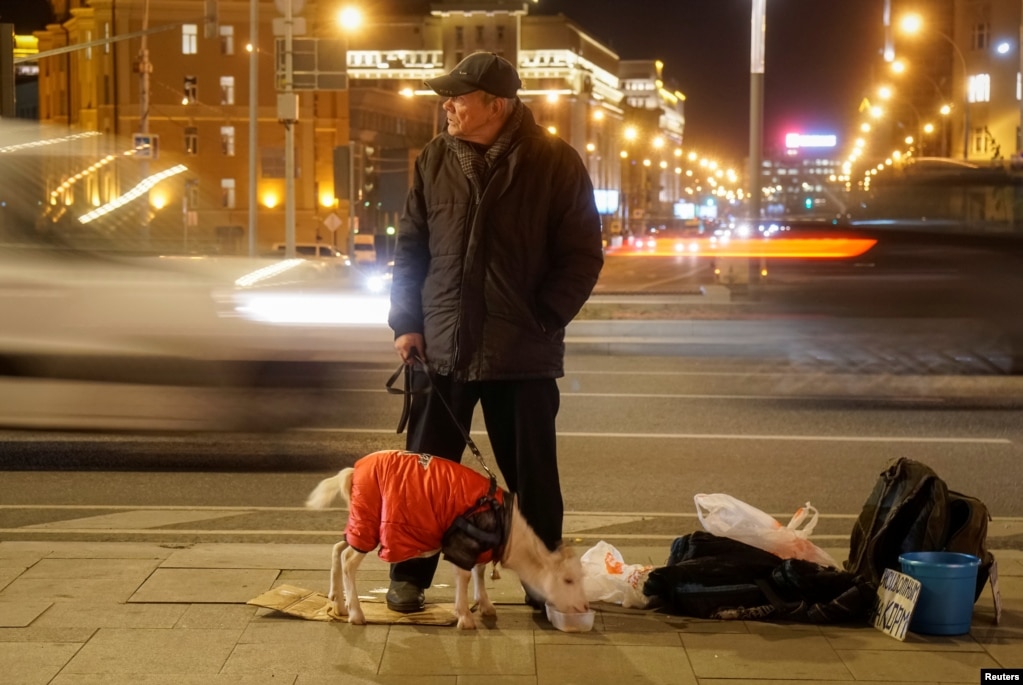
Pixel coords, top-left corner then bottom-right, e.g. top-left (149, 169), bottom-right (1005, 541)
top-left (694, 493), bottom-right (840, 569)
top-left (580, 540), bottom-right (654, 609)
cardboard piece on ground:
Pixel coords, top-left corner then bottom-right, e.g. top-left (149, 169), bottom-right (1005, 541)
top-left (247, 584), bottom-right (457, 625)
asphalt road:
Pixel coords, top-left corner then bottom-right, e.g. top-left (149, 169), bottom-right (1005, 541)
top-left (2, 352), bottom-right (1021, 552)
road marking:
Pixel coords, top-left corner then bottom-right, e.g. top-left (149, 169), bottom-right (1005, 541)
top-left (557, 432), bottom-right (1011, 443)
top-left (0, 505), bottom-right (854, 518)
top-left (295, 427), bottom-right (1011, 444)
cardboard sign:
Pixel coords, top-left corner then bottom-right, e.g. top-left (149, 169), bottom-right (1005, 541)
top-left (989, 558), bottom-right (1002, 625)
top-left (871, 568), bottom-right (921, 641)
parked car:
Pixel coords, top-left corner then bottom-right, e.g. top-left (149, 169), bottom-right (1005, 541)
top-left (272, 241), bottom-right (350, 265)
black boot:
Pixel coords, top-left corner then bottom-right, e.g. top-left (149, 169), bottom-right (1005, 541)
top-left (386, 581), bottom-right (425, 613)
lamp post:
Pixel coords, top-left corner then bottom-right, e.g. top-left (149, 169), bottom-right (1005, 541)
top-left (749, 0), bottom-right (765, 225)
top-left (900, 14), bottom-right (969, 159)
top-left (934, 32), bottom-right (968, 159)
top-left (749, 0), bottom-right (766, 288)
top-left (248, 0), bottom-right (258, 256)
top-left (337, 7), bottom-right (362, 245)
top-left (890, 59), bottom-right (951, 157)
top-left (877, 86), bottom-right (924, 153)
top-left (281, 0), bottom-right (298, 258)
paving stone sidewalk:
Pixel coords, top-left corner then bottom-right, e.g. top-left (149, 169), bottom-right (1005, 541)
top-left (1, 541), bottom-right (1020, 684)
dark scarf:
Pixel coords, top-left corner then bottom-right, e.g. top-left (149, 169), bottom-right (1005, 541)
top-left (448, 98), bottom-right (525, 199)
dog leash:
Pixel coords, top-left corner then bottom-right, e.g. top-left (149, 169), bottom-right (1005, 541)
top-left (384, 351), bottom-right (498, 483)
top-left (385, 352), bottom-right (512, 569)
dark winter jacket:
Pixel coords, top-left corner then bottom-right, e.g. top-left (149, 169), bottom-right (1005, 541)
top-left (388, 102), bottom-right (604, 381)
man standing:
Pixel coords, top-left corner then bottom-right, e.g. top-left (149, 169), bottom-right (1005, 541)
top-left (386, 52), bottom-right (604, 612)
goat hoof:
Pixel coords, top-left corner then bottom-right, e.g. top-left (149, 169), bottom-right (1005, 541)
top-left (456, 615), bottom-right (478, 630)
top-left (348, 609), bottom-right (366, 625)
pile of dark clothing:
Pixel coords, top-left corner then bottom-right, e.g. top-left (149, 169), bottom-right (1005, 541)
top-left (642, 531), bottom-right (875, 623)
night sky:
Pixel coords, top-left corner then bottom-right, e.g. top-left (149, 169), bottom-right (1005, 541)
top-left (0, 0), bottom-right (53, 35)
top-left (4, 0), bottom-right (885, 161)
top-left (535, 0), bottom-right (886, 161)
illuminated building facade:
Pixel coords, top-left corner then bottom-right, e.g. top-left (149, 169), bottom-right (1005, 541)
top-left (29, 0), bottom-right (690, 253)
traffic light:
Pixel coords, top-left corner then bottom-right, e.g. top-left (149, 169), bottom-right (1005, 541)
top-left (804, 196), bottom-right (813, 210)
top-left (363, 145), bottom-right (377, 195)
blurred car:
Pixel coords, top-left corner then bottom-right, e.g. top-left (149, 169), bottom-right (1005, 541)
top-left (360, 259), bottom-right (394, 294)
top-left (273, 241), bottom-right (351, 266)
top-left (0, 121), bottom-right (393, 432)
top-left (751, 159), bottom-right (1023, 374)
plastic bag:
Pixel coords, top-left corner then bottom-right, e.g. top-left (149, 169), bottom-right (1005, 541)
top-left (694, 493), bottom-right (840, 569)
top-left (580, 540), bottom-right (654, 609)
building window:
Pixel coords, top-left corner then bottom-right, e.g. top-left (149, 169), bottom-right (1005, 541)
top-left (971, 22), bottom-right (989, 51)
top-left (968, 73), bottom-right (990, 103)
top-left (221, 178), bottom-right (236, 208)
top-left (184, 179), bottom-right (199, 210)
top-left (261, 147), bottom-right (286, 178)
top-left (221, 126), bottom-right (235, 156)
top-left (496, 26), bottom-right (505, 43)
top-left (475, 26), bottom-right (484, 44)
top-left (185, 127), bottom-right (198, 155)
top-left (972, 127), bottom-right (988, 155)
top-left (104, 23), bottom-right (111, 54)
top-left (220, 76), bottom-right (235, 105)
top-left (219, 25), bottom-right (234, 55)
top-left (182, 24), bottom-right (198, 55)
top-left (455, 26), bottom-right (464, 48)
top-left (184, 75), bottom-right (198, 104)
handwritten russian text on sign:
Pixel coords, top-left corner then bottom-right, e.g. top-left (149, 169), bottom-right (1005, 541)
top-left (871, 568), bottom-right (921, 641)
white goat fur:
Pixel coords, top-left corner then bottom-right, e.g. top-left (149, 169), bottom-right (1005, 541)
top-left (305, 466), bottom-right (588, 630)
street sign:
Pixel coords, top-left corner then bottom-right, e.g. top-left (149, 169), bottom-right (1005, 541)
top-left (272, 17), bottom-right (306, 36)
top-left (323, 212), bottom-right (342, 233)
top-left (274, 0), bottom-right (306, 14)
top-left (274, 37), bottom-right (348, 91)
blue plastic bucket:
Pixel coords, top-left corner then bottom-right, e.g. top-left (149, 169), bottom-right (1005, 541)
top-left (898, 552), bottom-right (980, 636)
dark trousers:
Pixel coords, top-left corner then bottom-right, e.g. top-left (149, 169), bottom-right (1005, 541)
top-left (390, 373), bottom-right (563, 589)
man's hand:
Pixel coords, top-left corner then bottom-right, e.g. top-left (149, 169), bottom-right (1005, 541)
top-left (394, 333), bottom-right (426, 364)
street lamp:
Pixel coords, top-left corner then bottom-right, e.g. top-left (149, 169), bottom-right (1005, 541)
top-left (899, 13), bottom-right (969, 159)
top-left (877, 85), bottom-right (924, 153)
top-left (336, 6), bottom-right (362, 247)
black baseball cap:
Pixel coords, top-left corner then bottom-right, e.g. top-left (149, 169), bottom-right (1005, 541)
top-left (424, 52), bottom-right (521, 99)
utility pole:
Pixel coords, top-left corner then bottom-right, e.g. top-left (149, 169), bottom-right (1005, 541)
top-left (1, 24), bottom-right (14, 118)
top-left (1018, 2), bottom-right (1023, 156)
top-left (249, 0), bottom-right (259, 256)
top-left (138, 0), bottom-right (152, 242)
top-left (279, 0), bottom-right (299, 258)
top-left (748, 0), bottom-right (766, 290)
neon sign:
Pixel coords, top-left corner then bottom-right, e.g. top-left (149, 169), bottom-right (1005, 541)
top-left (785, 133), bottom-right (837, 149)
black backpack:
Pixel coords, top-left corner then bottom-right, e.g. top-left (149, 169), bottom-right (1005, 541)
top-left (845, 457), bottom-right (994, 601)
